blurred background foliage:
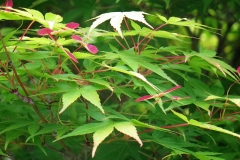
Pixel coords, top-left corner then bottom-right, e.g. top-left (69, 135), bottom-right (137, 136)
top-left (1, 0), bottom-right (240, 68)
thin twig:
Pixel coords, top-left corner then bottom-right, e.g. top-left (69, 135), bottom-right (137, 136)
top-left (113, 35), bottom-right (127, 50)
top-left (123, 17), bottom-right (136, 49)
top-left (0, 29), bottom-right (47, 124)
top-left (136, 23), bottom-right (167, 55)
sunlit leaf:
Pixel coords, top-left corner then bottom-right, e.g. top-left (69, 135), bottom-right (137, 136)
top-left (193, 101), bottom-right (210, 112)
top-left (189, 119), bottom-right (240, 138)
top-left (25, 37), bottom-right (52, 45)
top-left (88, 11), bottom-right (153, 38)
top-left (24, 8), bottom-right (44, 21)
top-left (60, 88), bottom-right (81, 114)
top-left (5, 7), bottom-right (33, 19)
top-left (157, 14), bottom-right (167, 22)
top-left (0, 10), bottom-right (27, 20)
top-left (163, 16), bottom-right (217, 33)
top-left (114, 122), bottom-right (142, 147)
top-left (228, 98), bottom-right (240, 107)
top-left (72, 52), bottom-right (97, 59)
top-left (139, 28), bottom-right (184, 41)
top-left (92, 123), bottom-right (114, 157)
top-left (45, 12), bottom-right (62, 29)
top-left (56, 121), bottom-right (112, 140)
top-left (130, 20), bottom-right (141, 31)
top-left (171, 110), bottom-right (189, 122)
top-left (172, 110), bottom-right (240, 138)
top-left (80, 86), bottom-right (104, 114)
top-left (204, 95), bottom-right (222, 101)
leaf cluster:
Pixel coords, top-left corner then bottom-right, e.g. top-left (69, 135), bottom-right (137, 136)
top-left (0, 7), bottom-right (240, 160)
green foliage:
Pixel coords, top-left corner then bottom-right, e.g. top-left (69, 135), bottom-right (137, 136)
top-left (0, 4), bottom-right (240, 160)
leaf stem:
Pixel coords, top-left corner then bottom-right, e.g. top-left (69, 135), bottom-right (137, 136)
top-left (123, 17), bottom-right (136, 49)
top-left (12, 20), bottom-right (35, 52)
top-left (136, 23), bottom-right (167, 55)
top-left (113, 35), bottom-right (127, 50)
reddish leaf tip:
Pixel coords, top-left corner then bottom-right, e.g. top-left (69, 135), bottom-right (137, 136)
top-left (4, 0), bottom-right (13, 11)
top-left (237, 66), bottom-right (240, 74)
top-left (164, 85), bottom-right (181, 93)
top-left (66, 22), bottom-right (80, 29)
top-left (72, 34), bottom-right (82, 41)
top-left (172, 96), bottom-right (180, 100)
top-left (65, 50), bottom-right (78, 63)
top-left (37, 28), bottom-right (53, 35)
top-left (136, 95), bottom-right (152, 102)
top-left (86, 44), bottom-right (98, 54)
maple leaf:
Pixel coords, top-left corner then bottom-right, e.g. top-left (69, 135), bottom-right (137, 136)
top-left (88, 11), bottom-right (153, 38)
